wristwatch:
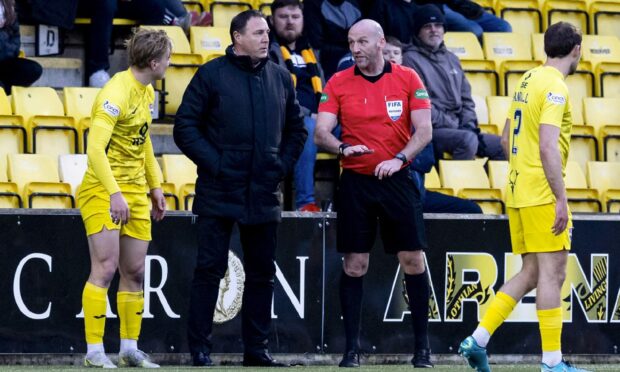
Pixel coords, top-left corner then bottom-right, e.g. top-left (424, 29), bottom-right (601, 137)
top-left (395, 152), bottom-right (407, 164)
top-left (339, 143), bottom-right (351, 156)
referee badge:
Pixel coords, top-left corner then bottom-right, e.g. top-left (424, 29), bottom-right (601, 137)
top-left (386, 100), bottom-right (403, 121)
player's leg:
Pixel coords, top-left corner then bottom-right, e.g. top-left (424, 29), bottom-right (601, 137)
top-left (83, 227), bottom-right (120, 368)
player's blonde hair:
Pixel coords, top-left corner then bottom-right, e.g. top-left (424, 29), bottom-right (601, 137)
top-left (125, 28), bottom-right (172, 69)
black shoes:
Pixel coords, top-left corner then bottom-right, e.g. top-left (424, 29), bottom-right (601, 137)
top-left (411, 348), bottom-right (434, 368)
top-left (243, 351), bottom-right (289, 367)
top-left (191, 351), bottom-right (214, 367)
top-left (339, 350), bottom-right (360, 368)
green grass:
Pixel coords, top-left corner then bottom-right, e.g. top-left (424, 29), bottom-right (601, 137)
top-left (0, 365), bottom-right (617, 371)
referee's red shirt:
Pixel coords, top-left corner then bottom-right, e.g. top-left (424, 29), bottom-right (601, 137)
top-left (319, 61), bottom-right (431, 175)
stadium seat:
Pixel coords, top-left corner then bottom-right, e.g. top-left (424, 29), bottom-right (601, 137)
top-left (190, 26), bottom-right (231, 62)
top-left (444, 32), bottom-right (485, 60)
top-left (182, 0), bottom-right (206, 13)
top-left (257, 0), bottom-right (273, 15)
top-left (488, 160), bottom-right (509, 199)
top-left (596, 62), bottom-right (620, 98)
top-left (543, 0), bottom-right (589, 34)
top-left (11, 87), bottom-right (78, 157)
top-left (586, 161), bottom-right (620, 212)
top-left (161, 154), bottom-right (197, 210)
top-left (210, 2), bottom-right (253, 27)
top-left (439, 160), bottom-right (505, 214)
top-left (486, 96), bottom-right (513, 134)
top-left (482, 32), bottom-right (537, 95)
top-left (473, 94), bottom-right (496, 134)
top-left (581, 35), bottom-right (620, 95)
top-left (142, 26), bottom-right (203, 117)
top-left (496, 0), bottom-right (543, 34)
top-left (565, 160), bottom-right (601, 212)
top-left (425, 166), bottom-right (455, 196)
top-left (0, 89), bottom-right (27, 158)
top-left (8, 154), bottom-right (74, 209)
top-left (570, 122), bottom-right (598, 173)
top-left (589, 0), bottom-right (620, 36)
top-left (582, 97), bottom-right (620, 161)
top-left (63, 87), bottom-right (100, 152)
top-left (462, 60), bottom-right (500, 97)
top-left (58, 154), bottom-right (88, 197)
top-left (0, 154), bottom-right (21, 208)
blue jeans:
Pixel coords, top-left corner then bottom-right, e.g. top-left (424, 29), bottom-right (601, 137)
top-left (442, 5), bottom-right (512, 40)
top-left (411, 170), bottom-right (483, 214)
top-left (294, 116), bottom-right (318, 209)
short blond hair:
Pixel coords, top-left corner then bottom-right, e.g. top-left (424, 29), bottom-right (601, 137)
top-left (125, 28), bottom-right (172, 69)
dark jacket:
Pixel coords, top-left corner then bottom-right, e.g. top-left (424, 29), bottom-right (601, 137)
top-left (414, 0), bottom-right (484, 20)
top-left (174, 46), bottom-right (307, 224)
top-left (0, 19), bottom-right (20, 61)
top-left (402, 37), bottom-right (478, 130)
top-left (368, 0), bottom-right (418, 44)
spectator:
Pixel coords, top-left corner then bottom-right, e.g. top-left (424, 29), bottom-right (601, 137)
top-left (383, 36), bottom-right (403, 64)
top-left (416, 0), bottom-right (511, 40)
top-left (77, 0), bottom-right (201, 87)
top-left (303, 0), bottom-right (362, 80)
top-left (368, 0), bottom-right (418, 44)
top-left (403, 5), bottom-right (505, 160)
top-left (0, 0), bottom-right (42, 94)
top-left (268, 0), bottom-right (323, 212)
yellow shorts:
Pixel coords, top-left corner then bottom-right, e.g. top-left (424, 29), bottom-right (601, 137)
top-left (78, 184), bottom-right (151, 241)
top-left (507, 203), bottom-right (573, 255)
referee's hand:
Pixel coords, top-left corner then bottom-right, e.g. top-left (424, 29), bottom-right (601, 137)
top-left (342, 145), bottom-right (374, 157)
top-left (374, 159), bottom-right (403, 180)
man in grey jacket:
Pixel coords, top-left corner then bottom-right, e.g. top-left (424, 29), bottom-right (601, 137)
top-left (402, 5), bottom-right (505, 160)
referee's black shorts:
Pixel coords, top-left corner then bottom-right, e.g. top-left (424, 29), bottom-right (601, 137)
top-left (336, 168), bottom-right (427, 254)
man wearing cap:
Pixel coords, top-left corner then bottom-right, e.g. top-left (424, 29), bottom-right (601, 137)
top-left (403, 4), bottom-right (505, 161)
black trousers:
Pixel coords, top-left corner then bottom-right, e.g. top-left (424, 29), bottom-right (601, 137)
top-left (187, 216), bottom-right (278, 355)
top-left (0, 58), bottom-right (42, 94)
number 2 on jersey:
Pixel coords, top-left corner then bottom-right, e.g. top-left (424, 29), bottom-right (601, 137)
top-left (511, 109), bottom-right (522, 155)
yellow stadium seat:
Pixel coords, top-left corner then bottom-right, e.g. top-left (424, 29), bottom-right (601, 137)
top-left (182, 0), bottom-right (206, 13)
top-left (582, 97), bottom-right (620, 161)
top-left (161, 154), bottom-right (197, 210)
top-left (425, 166), bottom-right (455, 196)
top-left (482, 33), bottom-right (536, 95)
top-left (486, 96), bottom-right (513, 134)
top-left (210, 2), bottom-right (253, 28)
top-left (496, 0), bottom-right (543, 34)
top-left (488, 160), bottom-right (509, 199)
top-left (596, 61), bottom-right (620, 98)
top-left (444, 32), bottom-right (485, 60)
top-left (439, 160), bottom-right (505, 214)
top-left (63, 87), bottom-right (100, 152)
top-left (8, 154), bottom-right (74, 208)
top-left (586, 161), bottom-right (620, 211)
top-left (589, 0), bottom-right (620, 36)
top-left (11, 87), bottom-right (78, 157)
top-left (142, 26), bottom-right (203, 117)
top-left (190, 26), bottom-right (231, 62)
top-left (461, 60), bottom-right (500, 97)
top-left (581, 35), bottom-right (620, 96)
top-left (565, 160), bottom-right (601, 212)
top-left (570, 122), bottom-right (598, 172)
top-left (58, 154), bottom-right (88, 197)
top-left (543, 0), bottom-right (589, 33)
top-left (473, 94), bottom-right (497, 134)
top-left (0, 154), bottom-right (22, 208)
top-left (0, 89), bottom-right (26, 158)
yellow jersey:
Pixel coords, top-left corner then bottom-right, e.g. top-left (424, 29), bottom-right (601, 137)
top-left (506, 65), bottom-right (572, 208)
top-left (81, 68), bottom-right (161, 195)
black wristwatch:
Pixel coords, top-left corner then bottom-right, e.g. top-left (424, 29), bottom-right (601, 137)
top-left (395, 152), bottom-right (407, 164)
top-left (339, 143), bottom-right (351, 156)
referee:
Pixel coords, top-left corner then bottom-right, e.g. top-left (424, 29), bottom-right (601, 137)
top-left (315, 19), bottom-right (433, 368)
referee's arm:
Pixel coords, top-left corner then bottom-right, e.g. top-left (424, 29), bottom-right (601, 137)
top-left (314, 112), bottom-right (373, 156)
top-left (401, 108), bottom-right (432, 161)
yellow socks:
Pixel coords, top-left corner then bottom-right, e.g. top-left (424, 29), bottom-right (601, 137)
top-left (83, 282), bottom-right (108, 345)
top-left (117, 291), bottom-right (144, 341)
top-left (538, 307), bottom-right (562, 352)
top-left (479, 291), bottom-right (517, 336)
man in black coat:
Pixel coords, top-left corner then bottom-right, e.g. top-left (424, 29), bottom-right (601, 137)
top-left (174, 9), bottom-right (307, 368)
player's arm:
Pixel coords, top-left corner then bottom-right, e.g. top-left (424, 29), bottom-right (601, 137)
top-left (501, 118), bottom-right (510, 158)
top-left (144, 135), bottom-right (166, 221)
top-left (540, 123), bottom-right (568, 235)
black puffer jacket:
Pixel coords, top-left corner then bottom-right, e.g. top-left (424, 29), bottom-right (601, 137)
top-left (0, 19), bottom-right (20, 61)
top-left (174, 46), bottom-right (307, 224)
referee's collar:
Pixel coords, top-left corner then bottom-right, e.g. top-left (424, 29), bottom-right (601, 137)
top-left (354, 59), bottom-right (392, 82)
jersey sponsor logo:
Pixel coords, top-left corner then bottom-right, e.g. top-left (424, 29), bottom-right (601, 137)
top-left (546, 92), bottom-right (566, 105)
top-left (415, 89), bottom-right (429, 99)
top-left (103, 100), bottom-right (120, 117)
top-left (386, 100), bottom-right (403, 121)
top-left (320, 93), bottom-right (329, 103)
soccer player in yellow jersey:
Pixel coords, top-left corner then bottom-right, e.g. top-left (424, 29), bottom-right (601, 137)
top-left (79, 28), bottom-right (171, 369)
top-left (459, 22), bottom-right (591, 372)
